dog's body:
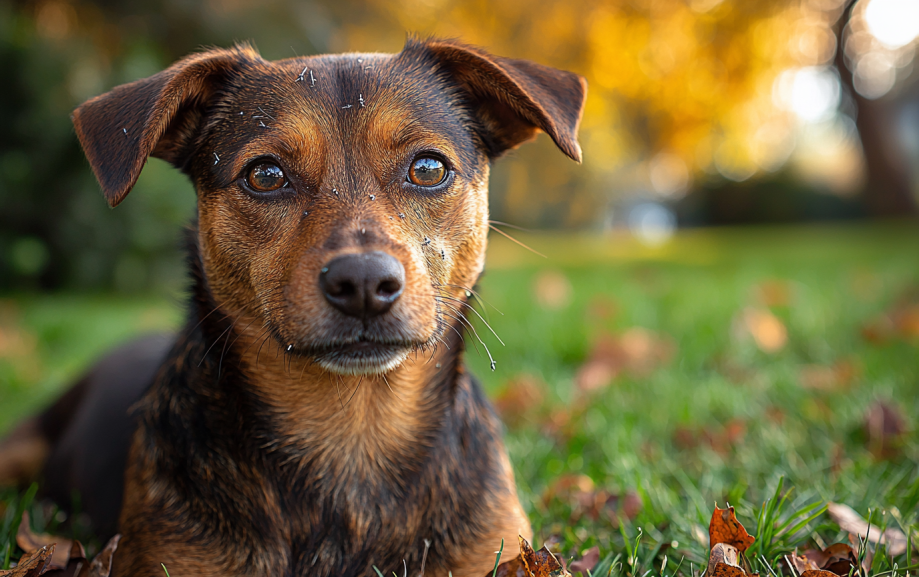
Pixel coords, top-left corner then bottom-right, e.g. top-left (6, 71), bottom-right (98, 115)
top-left (0, 39), bottom-right (585, 576)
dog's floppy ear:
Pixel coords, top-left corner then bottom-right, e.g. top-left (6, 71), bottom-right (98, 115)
top-left (72, 44), bottom-right (260, 207)
top-left (412, 38), bottom-right (587, 162)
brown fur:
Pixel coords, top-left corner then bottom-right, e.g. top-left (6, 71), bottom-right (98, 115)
top-left (4, 37), bottom-right (585, 576)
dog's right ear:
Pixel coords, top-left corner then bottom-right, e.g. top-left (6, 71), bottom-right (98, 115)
top-left (72, 45), bottom-right (260, 207)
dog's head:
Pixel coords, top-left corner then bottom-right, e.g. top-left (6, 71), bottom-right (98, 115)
top-left (73, 39), bottom-right (585, 375)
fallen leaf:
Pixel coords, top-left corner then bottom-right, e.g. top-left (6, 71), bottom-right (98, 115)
top-left (541, 475), bottom-right (641, 526)
top-left (863, 401), bottom-right (907, 458)
top-left (540, 404), bottom-right (582, 443)
top-left (519, 536), bottom-right (567, 577)
top-left (41, 540), bottom-right (88, 577)
top-left (709, 505), bottom-right (755, 553)
top-left (493, 374), bottom-right (545, 428)
top-left (798, 361), bottom-right (858, 391)
top-left (16, 511), bottom-right (78, 571)
top-left (490, 536), bottom-right (569, 577)
top-left (827, 502), bottom-right (909, 556)
top-left (754, 279), bottom-right (793, 307)
top-left (0, 545), bottom-right (54, 577)
top-left (541, 474), bottom-right (595, 508)
top-left (575, 329), bottom-right (675, 392)
top-left (568, 546), bottom-right (599, 576)
top-left (860, 287), bottom-right (919, 343)
top-left (788, 549), bottom-right (820, 573)
top-left (672, 420), bottom-right (747, 455)
top-left (493, 556), bottom-right (527, 577)
top-left (708, 543), bottom-right (745, 577)
top-left (739, 307), bottom-right (787, 353)
top-left (83, 535), bottom-right (119, 577)
top-left (534, 270), bottom-right (572, 310)
top-left (800, 543), bottom-right (857, 576)
top-left (800, 571), bottom-right (840, 577)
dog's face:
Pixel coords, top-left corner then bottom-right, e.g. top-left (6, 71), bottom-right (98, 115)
top-left (73, 40), bottom-right (585, 375)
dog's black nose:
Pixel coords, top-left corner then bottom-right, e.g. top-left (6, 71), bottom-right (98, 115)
top-left (319, 252), bottom-right (405, 319)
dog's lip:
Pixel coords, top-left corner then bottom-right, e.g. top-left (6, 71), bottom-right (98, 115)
top-left (304, 338), bottom-right (416, 375)
top-left (298, 338), bottom-right (415, 356)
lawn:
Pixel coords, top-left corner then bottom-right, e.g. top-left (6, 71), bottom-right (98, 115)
top-left (1, 222), bottom-right (918, 575)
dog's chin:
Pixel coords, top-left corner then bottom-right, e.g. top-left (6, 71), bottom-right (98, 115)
top-left (314, 342), bottom-right (412, 376)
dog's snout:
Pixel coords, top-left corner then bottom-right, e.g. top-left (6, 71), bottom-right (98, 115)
top-left (319, 252), bottom-right (405, 318)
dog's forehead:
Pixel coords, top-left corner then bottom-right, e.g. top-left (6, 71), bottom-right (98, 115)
top-left (215, 53), bottom-right (475, 160)
top-left (225, 52), bottom-right (463, 131)
top-left (208, 51), bottom-right (480, 173)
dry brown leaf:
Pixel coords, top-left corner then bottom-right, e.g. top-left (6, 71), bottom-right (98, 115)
top-left (860, 288), bottom-right (919, 343)
top-left (788, 549), bottom-right (820, 573)
top-left (672, 420), bottom-right (747, 455)
top-left (800, 571), bottom-right (840, 577)
top-left (541, 475), bottom-right (641, 526)
top-left (575, 329), bottom-right (675, 392)
top-left (41, 540), bottom-right (88, 577)
top-left (863, 401), bottom-right (907, 458)
top-left (709, 505), bottom-right (755, 553)
top-left (541, 474), bottom-right (595, 507)
top-left (827, 502), bottom-right (909, 556)
top-left (754, 280), bottom-right (793, 308)
top-left (489, 536), bottom-right (569, 577)
top-left (568, 546), bottom-right (599, 576)
top-left (711, 563), bottom-right (746, 577)
top-left (740, 307), bottom-right (787, 353)
top-left (0, 545), bottom-right (54, 577)
top-left (493, 374), bottom-right (545, 428)
top-left (16, 512), bottom-right (78, 571)
top-left (82, 535), bottom-right (119, 577)
top-left (533, 270), bottom-right (572, 310)
top-left (519, 535), bottom-right (567, 577)
top-left (798, 361), bottom-right (858, 391)
top-left (708, 543), bottom-right (745, 577)
top-left (801, 543), bottom-right (858, 576)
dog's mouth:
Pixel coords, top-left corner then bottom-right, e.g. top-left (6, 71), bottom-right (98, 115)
top-left (305, 339), bottom-right (414, 375)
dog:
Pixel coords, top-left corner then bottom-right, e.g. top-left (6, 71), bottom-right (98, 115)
top-left (0, 38), bottom-right (585, 576)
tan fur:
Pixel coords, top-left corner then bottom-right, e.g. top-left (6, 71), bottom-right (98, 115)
top-left (60, 38), bottom-right (587, 577)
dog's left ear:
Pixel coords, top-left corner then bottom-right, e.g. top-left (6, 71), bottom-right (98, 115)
top-left (411, 38), bottom-right (587, 162)
top-left (73, 44), bottom-right (260, 207)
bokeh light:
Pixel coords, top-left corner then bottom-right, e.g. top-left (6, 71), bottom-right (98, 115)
top-left (864, 0), bottom-right (919, 49)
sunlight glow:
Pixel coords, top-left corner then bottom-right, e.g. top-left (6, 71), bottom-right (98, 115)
top-left (773, 67), bottom-right (840, 123)
top-left (865, 0), bottom-right (919, 48)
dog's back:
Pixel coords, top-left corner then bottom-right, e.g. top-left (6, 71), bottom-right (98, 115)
top-left (0, 334), bottom-right (171, 536)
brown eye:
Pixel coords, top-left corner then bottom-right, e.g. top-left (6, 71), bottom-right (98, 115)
top-left (246, 162), bottom-right (287, 192)
top-left (408, 157), bottom-right (447, 187)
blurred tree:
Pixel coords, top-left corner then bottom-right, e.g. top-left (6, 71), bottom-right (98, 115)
top-left (834, 0), bottom-right (916, 216)
top-left (0, 0), bottom-right (915, 291)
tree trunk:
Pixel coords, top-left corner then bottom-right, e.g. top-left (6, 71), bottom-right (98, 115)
top-left (834, 1), bottom-right (917, 217)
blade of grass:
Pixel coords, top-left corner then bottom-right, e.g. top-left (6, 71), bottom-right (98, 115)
top-left (3, 483), bottom-right (37, 570)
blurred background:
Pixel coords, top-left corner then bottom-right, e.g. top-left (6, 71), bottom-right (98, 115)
top-left (1, 0), bottom-right (918, 291)
top-left (1, 0), bottom-right (919, 559)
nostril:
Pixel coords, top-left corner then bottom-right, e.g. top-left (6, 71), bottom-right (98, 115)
top-left (376, 279), bottom-right (402, 299)
top-left (331, 280), bottom-right (357, 298)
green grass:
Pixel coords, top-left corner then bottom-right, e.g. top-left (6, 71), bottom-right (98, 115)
top-left (1, 222), bottom-right (918, 574)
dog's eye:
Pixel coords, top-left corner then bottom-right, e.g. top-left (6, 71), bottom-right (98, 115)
top-left (247, 163), bottom-right (287, 192)
top-left (408, 157), bottom-right (447, 187)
